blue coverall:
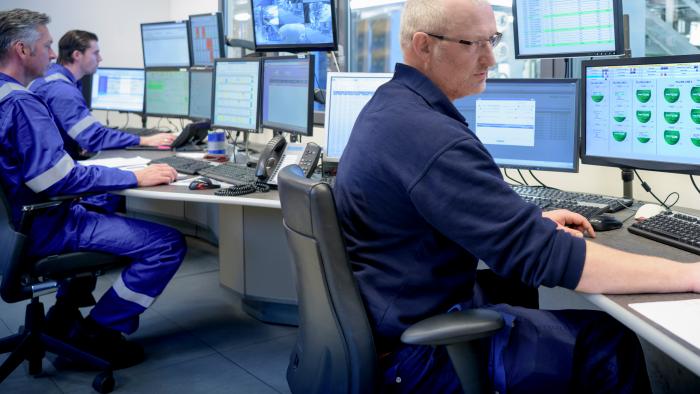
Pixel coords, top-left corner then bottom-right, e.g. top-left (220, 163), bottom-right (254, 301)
top-left (334, 63), bottom-right (651, 393)
top-left (0, 73), bottom-right (186, 334)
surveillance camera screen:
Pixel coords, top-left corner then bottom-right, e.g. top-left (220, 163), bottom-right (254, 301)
top-left (251, 0), bottom-right (336, 51)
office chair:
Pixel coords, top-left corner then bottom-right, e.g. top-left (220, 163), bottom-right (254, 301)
top-left (0, 189), bottom-right (128, 393)
top-left (277, 165), bottom-right (504, 394)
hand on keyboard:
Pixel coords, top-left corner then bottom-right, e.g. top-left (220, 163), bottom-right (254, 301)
top-left (542, 209), bottom-right (596, 238)
top-left (134, 164), bottom-right (177, 186)
top-left (140, 133), bottom-right (175, 147)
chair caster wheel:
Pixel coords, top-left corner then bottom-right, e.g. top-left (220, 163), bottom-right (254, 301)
top-left (92, 371), bottom-right (115, 393)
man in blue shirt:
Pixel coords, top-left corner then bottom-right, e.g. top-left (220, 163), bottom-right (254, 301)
top-left (0, 9), bottom-right (186, 369)
top-left (30, 29), bottom-right (174, 159)
top-left (335, 0), bottom-right (700, 392)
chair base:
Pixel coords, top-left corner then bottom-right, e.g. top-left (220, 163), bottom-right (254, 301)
top-left (0, 298), bottom-right (115, 393)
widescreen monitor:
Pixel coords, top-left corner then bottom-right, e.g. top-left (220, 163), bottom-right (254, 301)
top-left (251, 0), bottom-right (337, 52)
top-left (189, 13), bottom-right (225, 66)
top-left (513, 0), bottom-right (624, 59)
top-left (90, 68), bottom-right (144, 113)
top-left (261, 55), bottom-right (314, 136)
top-left (323, 72), bottom-right (392, 161)
top-left (141, 21), bottom-right (191, 67)
top-left (582, 55), bottom-right (700, 175)
top-left (189, 68), bottom-right (213, 120)
top-left (212, 59), bottom-right (262, 133)
top-left (453, 79), bottom-right (580, 172)
top-left (145, 68), bottom-right (190, 118)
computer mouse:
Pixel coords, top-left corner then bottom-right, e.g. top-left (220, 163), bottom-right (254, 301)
top-left (634, 203), bottom-right (665, 220)
top-left (188, 177), bottom-right (220, 190)
top-left (589, 214), bottom-right (623, 232)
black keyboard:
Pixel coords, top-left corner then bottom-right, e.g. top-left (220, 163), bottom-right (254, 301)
top-left (197, 163), bottom-right (257, 185)
top-left (121, 127), bottom-right (163, 137)
top-left (149, 156), bottom-right (212, 175)
top-left (513, 185), bottom-right (633, 213)
top-left (546, 201), bottom-right (607, 219)
top-left (628, 210), bottom-right (700, 255)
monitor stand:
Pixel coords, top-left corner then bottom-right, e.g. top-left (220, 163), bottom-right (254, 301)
top-left (621, 168), bottom-right (634, 200)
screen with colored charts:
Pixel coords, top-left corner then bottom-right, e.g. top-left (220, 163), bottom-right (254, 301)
top-left (189, 69), bottom-right (213, 120)
top-left (454, 79), bottom-right (579, 172)
top-left (189, 13), bottom-right (224, 66)
top-left (90, 68), bottom-right (144, 113)
top-left (212, 59), bottom-right (261, 132)
top-left (141, 21), bottom-right (191, 67)
top-left (583, 55), bottom-right (700, 174)
top-left (145, 69), bottom-right (190, 117)
top-left (251, 0), bottom-right (337, 51)
top-left (323, 72), bottom-right (392, 161)
top-left (261, 55), bottom-right (314, 136)
top-left (513, 0), bottom-right (623, 59)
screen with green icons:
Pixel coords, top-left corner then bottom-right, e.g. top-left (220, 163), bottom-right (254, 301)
top-left (585, 59), bottom-right (700, 168)
top-left (145, 69), bottom-right (190, 117)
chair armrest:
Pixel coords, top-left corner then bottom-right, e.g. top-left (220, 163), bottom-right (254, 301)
top-left (19, 192), bottom-right (102, 232)
top-left (401, 309), bottom-right (504, 346)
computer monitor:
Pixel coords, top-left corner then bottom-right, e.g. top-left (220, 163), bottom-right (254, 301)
top-left (90, 68), bottom-right (144, 113)
top-left (512, 0), bottom-right (624, 59)
top-left (261, 55), bottom-right (314, 136)
top-left (251, 0), bottom-right (337, 52)
top-left (189, 13), bottom-right (225, 67)
top-left (141, 21), bottom-right (191, 67)
top-left (144, 68), bottom-right (190, 118)
top-left (189, 68), bottom-right (213, 120)
top-left (323, 72), bottom-right (392, 161)
top-left (211, 58), bottom-right (262, 133)
top-left (453, 79), bottom-right (580, 172)
top-left (582, 55), bottom-right (700, 175)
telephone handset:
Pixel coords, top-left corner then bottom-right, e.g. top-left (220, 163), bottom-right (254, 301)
top-left (171, 120), bottom-right (210, 150)
top-left (255, 136), bottom-right (322, 185)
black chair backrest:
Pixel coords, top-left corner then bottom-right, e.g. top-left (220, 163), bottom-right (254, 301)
top-left (278, 165), bottom-right (378, 394)
top-left (0, 187), bottom-right (29, 303)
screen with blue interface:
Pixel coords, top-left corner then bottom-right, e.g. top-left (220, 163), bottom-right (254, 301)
top-left (261, 56), bottom-right (313, 135)
top-left (583, 56), bottom-right (700, 173)
top-left (324, 72), bottom-right (392, 160)
top-left (513, 0), bottom-right (622, 59)
top-left (189, 69), bottom-right (213, 119)
top-left (251, 0), bottom-right (336, 51)
top-left (212, 60), bottom-right (261, 132)
top-left (145, 69), bottom-right (190, 117)
top-left (453, 79), bottom-right (579, 172)
top-left (141, 22), bottom-right (191, 67)
top-left (90, 68), bottom-right (144, 112)
top-left (189, 14), bottom-right (224, 66)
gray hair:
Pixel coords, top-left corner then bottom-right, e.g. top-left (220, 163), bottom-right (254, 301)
top-left (0, 9), bottom-right (50, 61)
top-left (399, 0), bottom-right (447, 50)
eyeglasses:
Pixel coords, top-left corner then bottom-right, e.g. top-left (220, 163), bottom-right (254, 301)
top-left (425, 32), bottom-right (502, 49)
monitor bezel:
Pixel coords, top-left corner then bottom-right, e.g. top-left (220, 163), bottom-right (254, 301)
top-left (211, 57), bottom-right (263, 133)
top-left (141, 20), bottom-right (193, 68)
top-left (323, 71), bottom-right (393, 161)
top-left (464, 78), bottom-right (581, 173)
top-left (89, 67), bottom-right (145, 114)
top-left (581, 54), bottom-right (700, 175)
top-left (188, 66), bottom-right (214, 121)
top-left (188, 12), bottom-right (226, 67)
top-left (250, 0), bottom-right (338, 53)
top-left (261, 54), bottom-right (315, 136)
top-left (512, 0), bottom-right (625, 60)
top-left (144, 67), bottom-right (191, 119)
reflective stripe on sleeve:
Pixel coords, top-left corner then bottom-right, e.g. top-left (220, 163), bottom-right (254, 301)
top-left (0, 82), bottom-right (28, 103)
top-left (112, 274), bottom-right (155, 309)
top-left (67, 115), bottom-right (99, 138)
top-left (44, 73), bottom-right (71, 83)
top-left (25, 153), bottom-right (75, 193)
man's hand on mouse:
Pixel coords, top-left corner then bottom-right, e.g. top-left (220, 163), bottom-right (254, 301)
top-left (542, 209), bottom-right (596, 238)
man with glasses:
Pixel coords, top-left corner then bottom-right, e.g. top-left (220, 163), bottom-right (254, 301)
top-left (335, 0), bottom-right (699, 392)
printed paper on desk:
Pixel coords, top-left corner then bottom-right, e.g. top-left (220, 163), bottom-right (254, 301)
top-left (629, 298), bottom-right (700, 350)
top-left (81, 156), bottom-right (151, 170)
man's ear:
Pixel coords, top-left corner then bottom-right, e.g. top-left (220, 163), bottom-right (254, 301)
top-left (72, 49), bottom-right (82, 62)
top-left (411, 32), bottom-right (432, 59)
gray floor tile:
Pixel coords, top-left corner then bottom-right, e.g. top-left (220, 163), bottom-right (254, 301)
top-left (221, 334), bottom-right (296, 394)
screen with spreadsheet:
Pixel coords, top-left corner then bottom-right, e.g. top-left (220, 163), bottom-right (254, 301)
top-left (323, 72), bottom-right (392, 160)
top-left (513, 0), bottom-right (623, 59)
top-left (261, 55), bottom-right (314, 136)
top-left (189, 13), bottom-right (224, 66)
top-left (145, 69), bottom-right (190, 117)
top-left (251, 0), bottom-right (337, 52)
top-left (212, 59), bottom-right (261, 132)
top-left (453, 79), bottom-right (579, 172)
top-left (141, 21), bottom-right (191, 67)
top-left (189, 68), bottom-right (213, 120)
top-left (582, 55), bottom-right (700, 175)
top-left (90, 68), bottom-right (144, 113)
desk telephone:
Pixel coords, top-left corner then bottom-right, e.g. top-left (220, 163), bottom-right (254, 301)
top-left (255, 135), bottom-right (321, 185)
